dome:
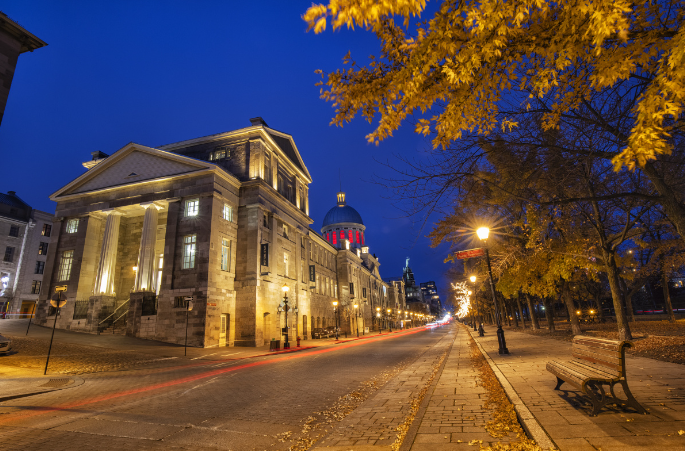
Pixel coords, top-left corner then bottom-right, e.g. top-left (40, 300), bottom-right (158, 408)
top-left (322, 205), bottom-right (364, 227)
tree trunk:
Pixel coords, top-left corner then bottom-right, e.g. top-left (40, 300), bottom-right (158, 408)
top-left (662, 271), bottom-right (676, 323)
top-left (603, 249), bottom-right (633, 341)
top-left (510, 298), bottom-right (519, 328)
top-left (619, 277), bottom-right (635, 322)
top-left (516, 292), bottom-right (526, 329)
top-left (562, 281), bottom-right (582, 335)
top-left (543, 297), bottom-right (555, 333)
top-left (526, 293), bottom-right (540, 330)
top-left (593, 291), bottom-right (604, 320)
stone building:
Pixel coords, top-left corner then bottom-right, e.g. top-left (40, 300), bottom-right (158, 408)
top-left (35, 118), bottom-right (403, 347)
top-left (0, 12), bottom-right (47, 126)
top-left (0, 191), bottom-right (53, 318)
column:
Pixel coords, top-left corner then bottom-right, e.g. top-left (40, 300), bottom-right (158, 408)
top-left (134, 203), bottom-right (163, 292)
top-left (94, 210), bottom-right (122, 296)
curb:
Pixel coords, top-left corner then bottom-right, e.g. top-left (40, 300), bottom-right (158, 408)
top-left (0, 376), bottom-right (85, 403)
top-left (467, 327), bottom-right (557, 451)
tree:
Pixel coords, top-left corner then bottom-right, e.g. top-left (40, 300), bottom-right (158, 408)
top-left (305, 1), bottom-right (685, 239)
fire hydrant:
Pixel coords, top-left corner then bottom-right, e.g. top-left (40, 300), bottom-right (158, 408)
top-left (296, 336), bottom-right (301, 347)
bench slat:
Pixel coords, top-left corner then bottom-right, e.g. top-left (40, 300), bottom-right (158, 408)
top-left (572, 351), bottom-right (622, 372)
top-left (547, 360), bottom-right (613, 383)
top-left (566, 360), bottom-right (619, 380)
top-left (574, 338), bottom-right (623, 352)
top-left (573, 342), bottom-right (621, 359)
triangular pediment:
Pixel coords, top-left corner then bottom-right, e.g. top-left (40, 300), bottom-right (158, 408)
top-left (52, 144), bottom-right (214, 199)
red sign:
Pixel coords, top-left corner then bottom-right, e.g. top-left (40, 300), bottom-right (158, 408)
top-left (455, 248), bottom-right (485, 259)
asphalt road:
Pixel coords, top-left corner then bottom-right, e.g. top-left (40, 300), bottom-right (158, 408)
top-left (0, 325), bottom-right (453, 451)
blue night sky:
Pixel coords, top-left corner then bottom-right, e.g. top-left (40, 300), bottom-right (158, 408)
top-left (0, 1), bottom-right (453, 303)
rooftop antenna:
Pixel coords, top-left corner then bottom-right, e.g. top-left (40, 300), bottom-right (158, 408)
top-left (339, 169), bottom-right (342, 191)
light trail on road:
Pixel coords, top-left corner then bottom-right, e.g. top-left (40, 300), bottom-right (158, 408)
top-left (0, 325), bottom-right (442, 426)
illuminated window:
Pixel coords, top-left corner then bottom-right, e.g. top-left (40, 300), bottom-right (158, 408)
top-left (332, 232), bottom-right (337, 245)
top-left (284, 252), bottom-right (289, 277)
top-left (340, 231), bottom-right (345, 240)
top-left (58, 250), bottom-right (74, 281)
top-left (38, 242), bottom-right (49, 255)
top-left (66, 219), bottom-right (79, 233)
top-left (31, 280), bottom-right (41, 294)
top-left (356, 230), bottom-right (360, 244)
top-left (222, 204), bottom-right (233, 221)
top-left (209, 146), bottom-right (229, 161)
top-left (348, 230), bottom-right (354, 243)
top-left (221, 239), bottom-right (231, 271)
top-left (41, 224), bottom-right (51, 237)
top-left (184, 199), bottom-right (199, 217)
top-left (182, 235), bottom-right (196, 269)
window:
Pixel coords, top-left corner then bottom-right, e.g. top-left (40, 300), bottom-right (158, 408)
top-left (283, 224), bottom-right (288, 239)
top-left (332, 232), bottom-right (337, 245)
top-left (222, 204), bottom-right (233, 222)
top-left (334, 284), bottom-right (338, 298)
top-left (209, 146), bottom-right (229, 161)
top-left (173, 296), bottom-right (188, 308)
top-left (58, 250), bottom-right (74, 281)
top-left (184, 199), bottom-right (199, 217)
top-left (41, 224), bottom-right (51, 237)
top-left (263, 212), bottom-right (270, 228)
top-left (284, 252), bottom-right (289, 277)
top-left (183, 235), bottom-right (197, 269)
top-left (264, 154), bottom-right (272, 184)
top-left (31, 280), bottom-right (41, 294)
top-left (349, 282), bottom-right (355, 296)
top-left (66, 219), bottom-right (79, 233)
top-left (356, 230), bottom-right (361, 244)
top-left (348, 230), bottom-right (354, 243)
top-left (38, 242), bottom-right (49, 255)
top-left (3, 247), bottom-right (14, 262)
top-left (301, 260), bottom-right (305, 283)
top-left (299, 187), bottom-right (305, 211)
top-left (363, 287), bottom-right (367, 298)
top-left (221, 239), bottom-right (231, 271)
top-left (9, 225), bottom-right (19, 237)
top-left (277, 175), bottom-right (283, 194)
top-left (35, 261), bottom-right (45, 274)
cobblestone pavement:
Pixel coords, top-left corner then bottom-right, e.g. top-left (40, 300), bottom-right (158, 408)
top-left (0, 325), bottom-right (450, 450)
top-left (473, 327), bottom-right (685, 450)
top-left (313, 325), bottom-right (455, 449)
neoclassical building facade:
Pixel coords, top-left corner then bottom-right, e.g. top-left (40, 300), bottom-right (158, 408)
top-left (35, 118), bottom-right (405, 347)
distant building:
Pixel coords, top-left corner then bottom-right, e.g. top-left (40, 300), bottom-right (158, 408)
top-left (420, 281), bottom-right (443, 316)
top-left (0, 12), bottom-right (47, 126)
top-left (0, 191), bottom-right (53, 318)
top-left (402, 258), bottom-right (430, 315)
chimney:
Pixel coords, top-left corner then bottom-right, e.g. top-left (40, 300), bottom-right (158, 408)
top-left (7, 191), bottom-right (16, 196)
top-left (249, 117), bottom-right (268, 127)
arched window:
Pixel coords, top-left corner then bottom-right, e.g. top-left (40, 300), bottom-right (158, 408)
top-left (348, 230), bottom-right (354, 243)
top-left (340, 230), bottom-right (345, 240)
top-left (356, 230), bottom-right (360, 244)
top-left (332, 232), bottom-right (337, 245)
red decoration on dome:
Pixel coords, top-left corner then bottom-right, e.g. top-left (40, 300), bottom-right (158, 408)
top-left (332, 232), bottom-right (337, 245)
top-left (356, 230), bottom-right (360, 244)
top-left (348, 230), bottom-right (354, 243)
top-left (340, 231), bottom-right (345, 240)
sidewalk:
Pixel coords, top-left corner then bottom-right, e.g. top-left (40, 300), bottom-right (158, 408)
top-left (470, 326), bottom-right (685, 450)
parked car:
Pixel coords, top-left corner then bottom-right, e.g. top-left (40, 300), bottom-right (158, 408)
top-left (312, 328), bottom-right (328, 339)
top-left (325, 326), bottom-right (339, 337)
top-left (0, 334), bottom-right (13, 354)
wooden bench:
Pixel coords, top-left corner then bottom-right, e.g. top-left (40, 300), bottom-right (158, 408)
top-left (546, 335), bottom-right (646, 416)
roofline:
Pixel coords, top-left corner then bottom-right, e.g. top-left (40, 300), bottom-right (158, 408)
top-left (0, 13), bottom-right (47, 52)
top-left (158, 125), bottom-right (313, 183)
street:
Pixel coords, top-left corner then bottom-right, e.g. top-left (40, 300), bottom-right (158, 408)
top-left (0, 323), bottom-right (454, 451)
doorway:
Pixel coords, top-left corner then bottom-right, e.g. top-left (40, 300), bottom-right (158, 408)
top-left (220, 314), bottom-right (228, 347)
top-left (302, 315), bottom-right (307, 340)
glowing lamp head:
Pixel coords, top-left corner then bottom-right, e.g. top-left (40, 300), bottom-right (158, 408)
top-left (468, 290), bottom-right (472, 295)
top-left (282, 285), bottom-right (289, 293)
top-left (133, 266), bottom-right (138, 272)
top-left (333, 300), bottom-right (338, 306)
top-left (354, 304), bottom-right (358, 309)
top-left (476, 227), bottom-right (489, 240)
top-left (387, 309), bottom-right (391, 313)
top-left (469, 275), bottom-right (476, 283)
top-left (576, 310), bottom-right (581, 315)
top-left (590, 310), bottom-right (595, 314)
top-left (376, 307), bottom-right (380, 312)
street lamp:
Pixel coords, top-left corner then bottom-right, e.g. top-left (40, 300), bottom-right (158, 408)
top-left (387, 308), bottom-right (392, 332)
top-left (333, 300), bottom-right (339, 340)
top-left (281, 285), bottom-right (290, 349)
top-left (469, 276), bottom-right (478, 332)
top-left (477, 226), bottom-right (509, 354)
top-left (354, 303), bottom-right (360, 337)
top-left (376, 307), bottom-right (381, 333)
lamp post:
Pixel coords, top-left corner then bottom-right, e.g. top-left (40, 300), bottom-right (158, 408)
top-left (333, 300), bottom-right (339, 340)
top-left (281, 285), bottom-right (291, 349)
top-left (387, 308), bottom-right (392, 332)
top-left (184, 296), bottom-right (194, 356)
top-left (45, 288), bottom-right (68, 375)
top-left (353, 303), bottom-right (360, 337)
top-left (476, 227), bottom-right (509, 355)
top-left (376, 307), bottom-right (381, 333)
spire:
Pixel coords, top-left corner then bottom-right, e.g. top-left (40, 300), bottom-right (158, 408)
top-left (336, 191), bottom-right (346, 206)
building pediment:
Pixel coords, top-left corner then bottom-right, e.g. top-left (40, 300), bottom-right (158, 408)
top-left (51, 143), bottom-right (216, 200)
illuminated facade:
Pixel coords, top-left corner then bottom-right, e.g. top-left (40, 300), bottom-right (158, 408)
top-left (34, 118), bottom-right (403, 347)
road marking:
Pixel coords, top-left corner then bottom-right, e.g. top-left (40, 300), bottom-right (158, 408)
top-left (190, 352), bottom-right (220, 360)
top-left (222, 352), bottom-right (239, 357)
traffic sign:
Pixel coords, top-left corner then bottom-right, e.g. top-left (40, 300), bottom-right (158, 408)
top-left (55, 285), bottom-right (67, 292)
top-left (454, 248), bottom-right (485, 259)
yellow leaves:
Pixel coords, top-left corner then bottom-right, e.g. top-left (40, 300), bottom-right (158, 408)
top-left (678, 430), bottom-right (685, 436)
top-left (303, 0), bottom-right (428, 34)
